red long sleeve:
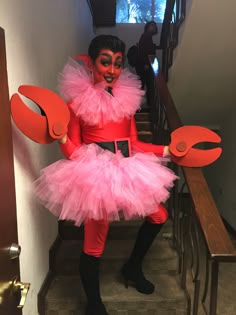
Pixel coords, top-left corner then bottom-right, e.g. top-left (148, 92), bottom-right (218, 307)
top-left (59, 109), bottom-right (82, 159)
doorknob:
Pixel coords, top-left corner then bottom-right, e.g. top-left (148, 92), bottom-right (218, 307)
top-left (0, 277), bottom-right (30, 308)
top-left (9, 243), bottom-right (21, 259)
top-left (0, 243), bottom-right (21, 259)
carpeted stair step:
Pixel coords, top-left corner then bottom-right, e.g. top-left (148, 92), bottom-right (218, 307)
top-left (59, 217), bottom-right (172, 241)
top-left (135, 111), bottom-right (153, 142)
top-left (45, 272), bottom-right (186, 315)
top-left (134, 112), bottom-right (151, 122)
top-left (138, 130), bottom-right (153, 143)
top-left (107, 218), bottom-right (172, 240)
top-left (136, 121), bottom-right (152, 132)
top-left (53, 237), bottom-right (177, 276)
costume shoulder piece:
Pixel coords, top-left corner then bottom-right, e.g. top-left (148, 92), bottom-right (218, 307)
top-left (58, 58), bottom-right (144, 125)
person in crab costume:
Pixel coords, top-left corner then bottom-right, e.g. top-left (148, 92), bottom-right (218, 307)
top-left (33, 35), bottom-right (178, 315)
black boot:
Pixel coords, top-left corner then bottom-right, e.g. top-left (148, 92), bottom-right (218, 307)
top-left (121, 221), bottom-right (164, 294)
top-left (79, 252), bottom-right (109, 315)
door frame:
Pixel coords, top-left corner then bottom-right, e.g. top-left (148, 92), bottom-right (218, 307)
top-left (0, 26), bottom-right (22, 315)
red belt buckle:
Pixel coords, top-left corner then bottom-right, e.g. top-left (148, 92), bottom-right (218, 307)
top-left (114, 138), bottom-right (131, 157)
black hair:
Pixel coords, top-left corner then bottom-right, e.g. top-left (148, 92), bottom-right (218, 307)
top-left (88, 35), bottom-right (126, 62)
top-left (144, 21), bottom-right (157, 32)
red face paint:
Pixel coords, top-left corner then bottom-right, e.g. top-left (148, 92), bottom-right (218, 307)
top-left (93, 49), bottom-right (123, 88)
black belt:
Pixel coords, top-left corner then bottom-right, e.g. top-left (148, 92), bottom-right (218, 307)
top-left (96, 138), bottom-right (131, 157)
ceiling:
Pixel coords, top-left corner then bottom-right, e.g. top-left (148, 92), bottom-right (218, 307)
top-left (87, 0), bottom-right (116, 27)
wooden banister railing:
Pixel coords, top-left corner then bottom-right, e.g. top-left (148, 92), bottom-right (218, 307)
top-left (160, 0), bottom-right (187, 81)
top-left (153, 69), bottom-right (236, 314)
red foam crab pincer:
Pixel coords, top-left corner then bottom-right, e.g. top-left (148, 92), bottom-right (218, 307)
top-left (10, 85), bottom-right (70, 144)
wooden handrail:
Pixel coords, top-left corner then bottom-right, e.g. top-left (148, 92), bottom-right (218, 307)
top-left (156, 71), bottom-right (236, 262)
top-left (157, 72), bottom-right (182, 130)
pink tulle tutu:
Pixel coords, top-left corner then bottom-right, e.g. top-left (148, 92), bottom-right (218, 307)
top-left (33, 144), bottom-right (177, 226)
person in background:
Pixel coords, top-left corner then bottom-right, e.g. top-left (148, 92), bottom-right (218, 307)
top-left (34, 35), bottom-right (177, 315)
top-left (135, 21), bottom-right (158, 107)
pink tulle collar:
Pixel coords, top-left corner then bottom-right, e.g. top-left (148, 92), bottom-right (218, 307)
top-left (58, 58), bottom-right (144, 125)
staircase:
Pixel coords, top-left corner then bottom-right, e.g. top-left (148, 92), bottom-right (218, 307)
top-left (41, 112), bottom-right (187, 315)
top-left (135, 111), bottom-right (153, 143)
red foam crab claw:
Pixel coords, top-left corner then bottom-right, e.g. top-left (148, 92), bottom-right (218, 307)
top-left (10, 85), bottom-right (70, 144)
top-left (169, 126), bottom-right (222, 167)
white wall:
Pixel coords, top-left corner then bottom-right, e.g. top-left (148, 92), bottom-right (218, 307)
top-left (203, 112), bottom-right (236, 230)
top-left (0, 1), bottom-right (94, 314)
top-left (168, 0), bottom-right (236, 228)
top-left (169, 0), bottom-right (236, 127)
top-left (214, 113), bottom-right (236, 229)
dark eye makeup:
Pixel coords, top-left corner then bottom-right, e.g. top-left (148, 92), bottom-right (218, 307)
top-left (99, 54), bottom-right (123, 68)
top-left (100, 57), bottom-right (111, 64)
